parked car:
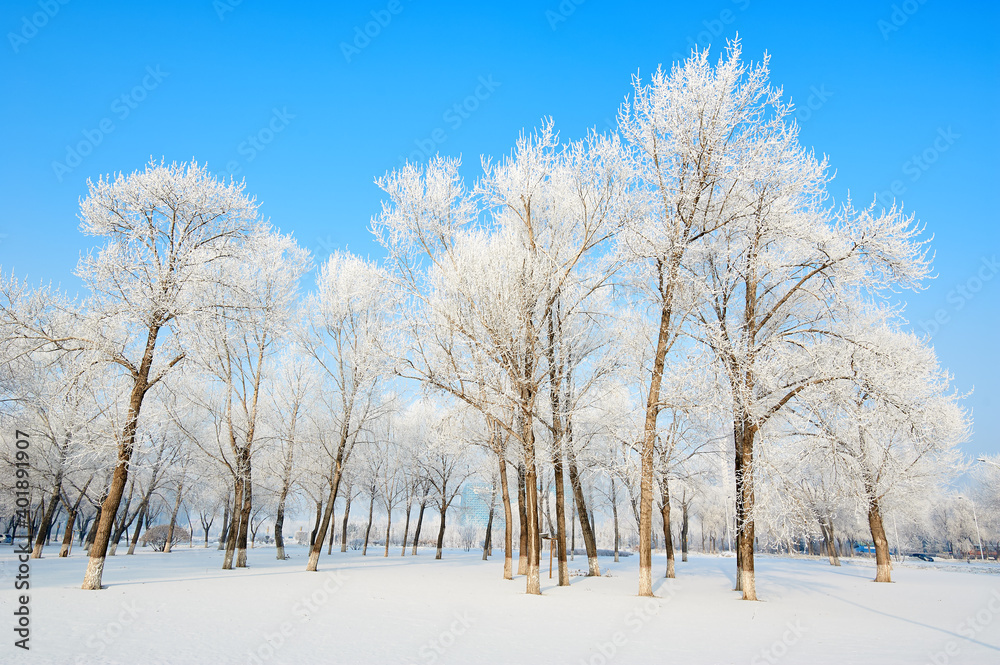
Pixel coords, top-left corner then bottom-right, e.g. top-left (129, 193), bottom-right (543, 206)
top-left (909, 552), bottom-right (934, 562)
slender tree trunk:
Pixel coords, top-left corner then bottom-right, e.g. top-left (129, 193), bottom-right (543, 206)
top-left (435, 504), bottom-right (447, 560)
top-left (309, 500), bottom-right (322, 546)
top-left (659, 477), bottom-right (675, 579)
top-left (223, 478), bottom-right (243, 569)
top-left (567, 447), bottom-right (599, 576)
top-left (401, 498), bottom-right (413, 556)
top-left (411, 499), bottom-right (426, 555)
top-left (517, 463), bottom-right (528, 576)
top-left (108, 481), bottom-right (136, 557)
top-left (498, 458), bottom-right (513, 579)
top-left (31, 483), bottom-right (62, 559)
top-left (681, 501), bottom-right (689, 562)
top-left (384, 509), bottom-right (393, 557)
top-left (126, 502), bottom-right (148, 555)
top-left (823, 518), bottom-right (840, 567)
top-left (341, 493), bottom-right (353, 553)
top-left (327, 504), bottom-right (337, 555)
top-left (60, 509), bottom-right (76, 557)
top-left (234, 454), bottom-right (252, 567)
top-left (305, 420), bottom-right (352, 572)
top-left (734, 414), bottom-right (758, 600)
top-left (218, 497), bottom-right (230, 551)
top-left (868, 497), bottom-right (892, 583)
top-left (611, 476), bottom-right (620, 562)
top-left (482, 480), bottom-right (496, 561)
top-left (362, 491), bottom-right (375, 556)
top-left (164, 484), bottom-right (184, 554)
top-left (274, 503), bottom-right (287, 560)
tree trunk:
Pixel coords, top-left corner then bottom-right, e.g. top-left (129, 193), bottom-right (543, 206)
top-left (659, 478), bottom-right (675, 579)
top-left (868, 497), bottom-right (892, 583)
top-left (274, 490), bottom-right (289, 560)
top-left (735, 415), bottom-right (758, 600)
top-left (823, 518), bottom-right (840, 567)
top-left (361, 491), bottom-right (375, 556)
top-left (60, 509), bottom-right (76, 557)
top-left (521, 408), bottom-right (543, 595)
top-left (411, 499), bottom-right (426, 555)
top-left (435, 504), bottom-right (447, 560)
top-left (31, 483), bottom-right (62, 559)
top-left (305, 420), bottom-right (352, 572)
top-left (341, 493), bottom-right (352, 553)
top-left (126, 501), bottom-right (148, 555)
top-left (327, 504), bottom-right (337, 555)
top-left (567, 448), bottom-right (599, 576)
top-left (217, 498), bottom-right (229, 551)
top-left (164, 484), bottom-right (184, 554)
top-left (384, 509), bottom-right (392, 557)
top-left (401, 498), bottom-right (413, 556)
top-left (234, 454), bottom-right (252, 567)
top-left (223, 478), bottom-right (243, 569)
top-left (681, 501), bottom-right (689, 562)
top-left (611, 476), bottom-right (620, 562)
top-left (82, 322), bottom-right (161, 590)
top-left (516, 463), bottom-right (528, 576)
top-left (498, 458), bottom-right (513, 579)
top-left (482, 481), bottom-right (496, 561)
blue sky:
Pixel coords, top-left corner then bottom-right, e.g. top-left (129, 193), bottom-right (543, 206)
top-left (1, 0), bottom-right (998, 456)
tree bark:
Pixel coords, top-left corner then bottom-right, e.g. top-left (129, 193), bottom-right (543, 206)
top-left (164, 484), bottom-right (184, 554)
top-left (82, 322), bottom-right (161, 590)
top-left (516, 463), bottom-right (528, 575)
top-left (401, 497), bottom-right (412, 556)
top-left (31, 480), bottom-right (62, 559)
top-left (482, 480), bottom-right (496, 561)
top-left (735, 415), bottom-right (758, 600)
top-left (868, 497), bottom-right (892, 583)
top-left (361, 490), bottom-right (375, 556)
top-left (126, 500), bottom-right (149, 555)
top-left (341, 492), bottom-right (353, 553)
top-left (681, 499), bottom-right (689, 562)
top-left (222, 478), bottom-right (243, 569)
top-left (411, 499), bottom-right (426, 555)
top-left (498, 457), bottom-right (513, 579)
top-left (305, 420), bottom-right (351, 572)
top-left (567, 447), bottom-right (600, 576)
top-left (59, 509), bottom-right (76, 557)
top-left (384, 509), bottom-right (393, 557)
top-left (659, 475), bottom-right (675, 578)
top-left (435, 504), bottom-right (447, 559)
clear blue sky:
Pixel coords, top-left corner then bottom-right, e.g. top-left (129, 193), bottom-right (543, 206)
top-left (1, 0), bottom-right (998, 456)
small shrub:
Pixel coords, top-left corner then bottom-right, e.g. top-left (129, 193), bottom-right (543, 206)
top-left (141, 525), bottom-right (191, 552)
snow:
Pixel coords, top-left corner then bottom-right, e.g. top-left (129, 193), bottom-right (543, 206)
top-left (5, 545), bottom-right (1000, 664)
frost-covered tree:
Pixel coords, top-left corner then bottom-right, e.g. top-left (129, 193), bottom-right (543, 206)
top-left (298, 251), bottom-right (395, 572)
top-left (1, 160), bottom-right (262, 589)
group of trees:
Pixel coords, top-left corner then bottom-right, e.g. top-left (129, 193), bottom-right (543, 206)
top-left (0, 41), bottom-right (979, 601)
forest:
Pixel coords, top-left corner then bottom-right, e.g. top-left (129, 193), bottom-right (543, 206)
top-left (2, 43), bottom-right (994, 606)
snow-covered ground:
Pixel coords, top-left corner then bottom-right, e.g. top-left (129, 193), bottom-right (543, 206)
top-left (4, 544), bottom-right (999, 664)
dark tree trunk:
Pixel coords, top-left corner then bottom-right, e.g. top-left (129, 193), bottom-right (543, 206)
top-left (517, 464), bottom-right (528, 575)
top-left (681, 500), bottom-right (689, 562)
top-left (435, 504), bottom-right (447, 560)
top-left (341, 493), bottom-right (352, 553)
top-left (362, 490), bottom-right (375, 556)
top-left (498, 457), bottom-right (513, 579)
top-left (567, 447), bottom-right (599, 576)
top-left (401, 498), bottom-right (413, 556)
top-left (59, 509), bottom-right (77, 557)
top-left (411, 500), bottom-right (426, 555)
